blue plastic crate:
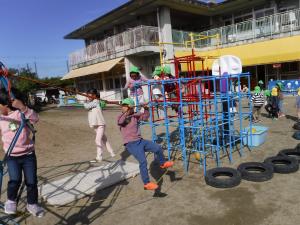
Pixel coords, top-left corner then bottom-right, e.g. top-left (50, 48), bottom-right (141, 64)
top-left (243, 125), bottom-right (269, 147)
top-left (67, 98), bottom-right (76, 104)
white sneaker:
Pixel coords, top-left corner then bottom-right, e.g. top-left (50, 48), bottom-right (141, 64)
top-left (95, 156), bottom-right (103, 162)
top-left (26, 204), bottom-right (44, 217)
top-left (4, 200), bottom-right (16, 215)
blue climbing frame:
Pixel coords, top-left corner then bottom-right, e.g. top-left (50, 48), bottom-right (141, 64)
top-left (137, 73), bottom-right (253, 175)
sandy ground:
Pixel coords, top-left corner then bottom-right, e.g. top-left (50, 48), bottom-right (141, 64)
top-left (0, 97), bottom-right (300, 225)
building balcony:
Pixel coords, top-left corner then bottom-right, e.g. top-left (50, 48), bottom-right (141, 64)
top-left (68, 25), bottom-right (159, 69)
top-left (69, 8), bottom-right (300, 69)
top-left (173, 8), bottom-right (300, 50)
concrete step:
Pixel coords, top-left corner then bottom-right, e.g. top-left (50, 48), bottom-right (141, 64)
top-left (40, 160), bottom-right (139, 206)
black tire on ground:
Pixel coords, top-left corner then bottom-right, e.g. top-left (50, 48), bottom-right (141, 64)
top-left (264, 156), bottom-right (299, 174)
top-left (278, 149), bottom-right (300, 163)
top-left (293, 131), bottom-right (300, 140)
top-left (205, 167), bottom-right (241, 188)
top-left (237, 162), bottom-right (273, 182)
top-left (293, 122), bottom-right (300, 130)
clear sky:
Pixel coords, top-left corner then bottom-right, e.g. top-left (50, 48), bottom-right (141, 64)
top-left (0, 0), bottom-right (225, 78)
top-left (0, 0), bottom-right (129, 78)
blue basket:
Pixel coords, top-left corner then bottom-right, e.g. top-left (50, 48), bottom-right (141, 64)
top-left (67, 98), bottom-right (76, 104)
top-left (243, 125), bottom-right (269, 147)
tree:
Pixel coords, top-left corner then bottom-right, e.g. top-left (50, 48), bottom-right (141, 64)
top-left (7, 67), bottom-right (74, 92)
top-left (11, 68), bottom-right (38, 93)
top-left (40, 76), bottom-right (73, 88)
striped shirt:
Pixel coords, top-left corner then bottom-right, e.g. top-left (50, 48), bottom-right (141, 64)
top-left (251, 93), bottom-right (264, 107)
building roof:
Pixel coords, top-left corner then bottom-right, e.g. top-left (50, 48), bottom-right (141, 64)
top-left (65, 0), bottom-right (265, 40)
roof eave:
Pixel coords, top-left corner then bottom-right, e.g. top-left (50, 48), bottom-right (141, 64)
top-left (64, 0), bottom-right (212, 40)
top-left (64, 0), bottom-right (136, 39)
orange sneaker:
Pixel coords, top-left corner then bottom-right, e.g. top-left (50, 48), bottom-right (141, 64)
top-left (144, 182), bottom-right (158, 190)
top-left (160, 161), bottom-right (174, 169)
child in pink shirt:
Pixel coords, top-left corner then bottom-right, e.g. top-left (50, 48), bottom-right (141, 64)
top-left (117, 98), bottom-right (174, 190)
top-left (0, 88), bottom-right (44, 217)
top-left (124, 66), bottom-right (148, 106)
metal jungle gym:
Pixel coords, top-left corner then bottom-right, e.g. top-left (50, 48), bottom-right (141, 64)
top-left (135, 34), bottom-right (253, 174)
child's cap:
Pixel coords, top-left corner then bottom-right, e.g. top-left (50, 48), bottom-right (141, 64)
top-left (254, 86), bottom-right (261, 94)
top-left (276, 82), bottom-right (283, 90)
top-left (258, 80), bottom-right (264, 85)
top-left (152, 66), bottom-right (162, 77)
top-left (121, 98), bottom-right (135, 107)
top-left (163, 65), bottom-right (171, 75)
top-left (264, 89), bottom-right (271, 97)
top-left (130, 66), bottom-right (140, 74)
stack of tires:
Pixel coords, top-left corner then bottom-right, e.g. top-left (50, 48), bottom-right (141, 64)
top-left (205, 143), bottom-right (300, 188)
top-left (293, 121), bottom-right (300, 131)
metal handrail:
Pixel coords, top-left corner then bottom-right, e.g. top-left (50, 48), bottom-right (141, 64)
top-left (173, 8), bottom-right (300, 49)
top-left (69, 25), bottom-right (159, 68)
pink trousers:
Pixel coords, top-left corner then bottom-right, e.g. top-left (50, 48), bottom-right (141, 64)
top-left (94, 125), bottom-right (114, 159)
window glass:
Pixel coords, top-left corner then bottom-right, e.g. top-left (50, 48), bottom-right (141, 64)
top-left (290, 62), bottom-right (298, 72)
top-left (115, 78), bottom-right (121, 89)
top-left (105, 78), bottom-right (114, 90)
top-left (121, 77), bottom-right (127, 87)
top-left (265, 9), bottom-right (274, 16)
top-left (266, 64), bottom-right (276, 75)
top-left (95, 80), bottom-right (103, 91)
top-left (280, 62), bottom-right (298, 73)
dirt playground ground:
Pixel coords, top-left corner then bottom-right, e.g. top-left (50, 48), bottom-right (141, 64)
top-left (0, 97), bottom-right (300, 225)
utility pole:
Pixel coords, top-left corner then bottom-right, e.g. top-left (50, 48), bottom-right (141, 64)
top-left (66, 60), bottom-right (69, 72)
top-left (34, 61), bottom-right (38, 77)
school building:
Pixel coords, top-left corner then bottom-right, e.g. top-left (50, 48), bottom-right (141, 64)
top-left (62, 0), bottom-right (300, 101)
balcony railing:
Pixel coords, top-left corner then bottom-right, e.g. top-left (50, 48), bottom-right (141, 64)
top-left (173, 8), bottom-right (300, 49)
top-left (69, 9), bottom-right (300, 69)
top-left (69, 25), bottom-right (159, 69)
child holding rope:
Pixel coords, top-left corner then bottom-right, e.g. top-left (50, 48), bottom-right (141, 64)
top-left (84, 89), bottom-right (115, 162)
top-left (117, 98), bottom-right (174, 190)
top-left (0, 88), bottom-right (44, 217)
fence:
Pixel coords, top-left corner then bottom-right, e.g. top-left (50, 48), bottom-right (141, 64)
top-left (173, 8), bottom-right (300, 48)
top-left (69, 26), bottom-right (159, 69)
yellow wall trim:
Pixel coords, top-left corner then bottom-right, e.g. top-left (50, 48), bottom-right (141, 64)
top-left (175, 35), bottom-right (300, 71)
